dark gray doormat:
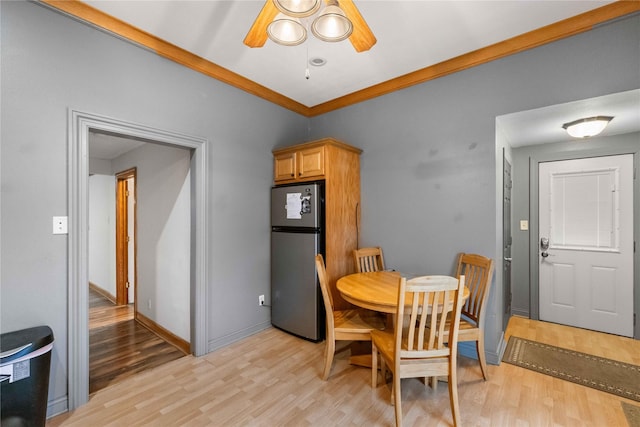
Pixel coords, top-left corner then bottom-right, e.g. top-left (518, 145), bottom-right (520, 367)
top-left (503, 336), bottom-right (640, 402)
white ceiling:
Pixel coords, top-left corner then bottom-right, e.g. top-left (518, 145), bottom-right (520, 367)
top-left (82, 1), bottom-right (639, 155)
top-left (89, 131), bottom-right (147, 160)
top-left (498, 89), bottom-right (640, 147)
top-left (84, 0), bottom-right (616, 107)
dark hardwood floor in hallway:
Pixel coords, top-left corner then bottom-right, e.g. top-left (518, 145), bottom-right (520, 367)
top-left (89, 288), bottom-right (186, 395)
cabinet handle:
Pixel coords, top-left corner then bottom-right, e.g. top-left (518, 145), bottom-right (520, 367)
top-left (290, 173), bottom-right (294, 177)
top-left (298, 172), bottom-right (302, 176)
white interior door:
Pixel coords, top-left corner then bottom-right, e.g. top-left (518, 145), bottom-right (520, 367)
top-left (539, 154), bottom-right (633, 337)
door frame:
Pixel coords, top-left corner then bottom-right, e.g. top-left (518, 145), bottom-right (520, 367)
top-left (503, 152), bottom-right (512, 330)
top-left (68, 110), bottom-right (209, 409)
top-left (115, 168), bottom-right (136, 306)
top-left (528, 145), bottom-right (639, 339)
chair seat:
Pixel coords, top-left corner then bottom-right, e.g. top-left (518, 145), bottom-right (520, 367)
top-left (370, 329), bottom-right (394, 356)
top-left (317, 253), bottom-right (386, 380)
top-left (334, 308), bottom-right (385, 334)
top-left (457, 319), bottom-right (480, 338)
top-left (374, 329), bottom-right (453, 360)
top-left (433, 253), bottom-right (494, 382)
top-left (442, 318), bottom-right (479, 333)
top-left (372, 329), bottom-right (451, 376)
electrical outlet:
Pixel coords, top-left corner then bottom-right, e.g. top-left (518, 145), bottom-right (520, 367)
top-left (258, 295), bottom-right (265, 306)
top-left (53, 216), bottom-right (68, 234)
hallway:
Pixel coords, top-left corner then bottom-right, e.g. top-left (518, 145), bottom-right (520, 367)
top-left (89, 288), bottom-right (186, 394)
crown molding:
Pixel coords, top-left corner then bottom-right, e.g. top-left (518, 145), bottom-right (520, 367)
top-left (40, 0), bottom-right (311, 116)
top-left (41, 0), bottom-right (640, 118)
top-left (309, 1), bottom-right (640, 116)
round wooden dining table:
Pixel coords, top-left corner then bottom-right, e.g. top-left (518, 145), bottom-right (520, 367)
top-left (336, 271), bottom-right (469, 369)
top-left (336, 271), bottom-right (470, 314)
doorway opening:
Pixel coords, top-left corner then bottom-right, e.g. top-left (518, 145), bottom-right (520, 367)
top-left (68, 110), bottom-right (208, 409)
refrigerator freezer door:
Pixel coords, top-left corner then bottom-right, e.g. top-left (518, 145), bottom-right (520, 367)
top-left (271, 230), bottom-right (323, 341)
top-left (271, 183), bottom-right (321, 229)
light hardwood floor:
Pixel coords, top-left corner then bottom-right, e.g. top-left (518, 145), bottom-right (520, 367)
top-left (48, 316), bottom-right (639, 426)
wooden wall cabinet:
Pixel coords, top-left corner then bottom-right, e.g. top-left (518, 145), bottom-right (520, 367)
top-left (273, 138), bottom-right (362, 310)
top-left (274, 145), bottom-right (325, 183)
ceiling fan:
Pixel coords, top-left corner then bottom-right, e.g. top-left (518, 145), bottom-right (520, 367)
top-left (244, 0), bottom-right (376, 52)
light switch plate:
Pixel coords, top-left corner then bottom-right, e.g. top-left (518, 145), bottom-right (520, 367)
top-left (53, 216), bottom-right (68, 234)
top-left (520, 220), bottom-right (529, 231)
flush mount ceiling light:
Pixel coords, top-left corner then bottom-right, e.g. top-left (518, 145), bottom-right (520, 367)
top-left (562, 116), bottom-right (614, 138)
top-left (244, 0), bottom-right (376, 52)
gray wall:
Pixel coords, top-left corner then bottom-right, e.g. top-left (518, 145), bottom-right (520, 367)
top-left (510, 132), bottom-right (640, 318)
top-left (1, 0), bottom-right (639, 417)
top-left (111, 142), bottom-right (193, 341)
top-left (88, 174), bottom-right (116, 296)
top-left (1, 0), bottom-right (308, 413)
top-left (309, 14), bottom-right (640, 362)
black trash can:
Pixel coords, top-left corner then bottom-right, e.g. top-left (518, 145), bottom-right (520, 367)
top-left (1, 326), bottom-right (54, 427)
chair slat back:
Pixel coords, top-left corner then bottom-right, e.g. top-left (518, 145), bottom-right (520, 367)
top-left (353, 247), bottom-right (385, 273)
top-left (455, 253), bottom-right (494, 324)
top-left (396, 275), bottom-right (465, 359)
top-left (315, 254), bottom-right (334, 330)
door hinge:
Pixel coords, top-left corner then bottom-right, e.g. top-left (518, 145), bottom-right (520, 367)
top-left (126, 281), bottom-right (130, 289)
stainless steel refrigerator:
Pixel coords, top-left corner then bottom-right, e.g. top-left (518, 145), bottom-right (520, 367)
top-left (271, 182), bottom-right (325, 342)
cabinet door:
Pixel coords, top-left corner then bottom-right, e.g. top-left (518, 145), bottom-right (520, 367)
top-left (298, 146), bottom-right (324, 180)
top-left (274, 152), bottom-right (296, 182)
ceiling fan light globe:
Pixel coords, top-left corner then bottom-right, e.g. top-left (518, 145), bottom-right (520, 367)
top-left (311, 5), bottom-right (353, 42)
top-left (273, 0), bottom-right (321, 18)
top-left (267, 14), bottom-right (307, 46)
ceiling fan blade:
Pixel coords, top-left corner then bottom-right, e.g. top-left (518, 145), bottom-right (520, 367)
top-left (244, 1), bottom-right (279, 48)
top-left (339, 0), bottom-right (376, 52)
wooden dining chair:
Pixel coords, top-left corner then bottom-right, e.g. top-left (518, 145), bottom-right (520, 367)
top-left (452, 253), bottom-right (495, 380)
top-left (315, 254), bottom-right (385, 380)
top-left (353, 246), bottom-right (385, 273)
top-left (371, 275), bottom-right (465, 427)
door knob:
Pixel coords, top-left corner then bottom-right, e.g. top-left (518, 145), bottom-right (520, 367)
top-left (540, 237), bottom-right (549, 250)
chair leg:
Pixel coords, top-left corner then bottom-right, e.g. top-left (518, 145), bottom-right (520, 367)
top-left (430, 376), bottom-right (438, 389)
top-left (393, 375), bottom-right (402, 426)
top-left (448, 358), bottom-right (460, 427)
top-left (476, 337), bottom-right (488, 380)
top-left (322, 338), bottom-right (335, 380)
top-left (371, 342), bottom-right (378, 387)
